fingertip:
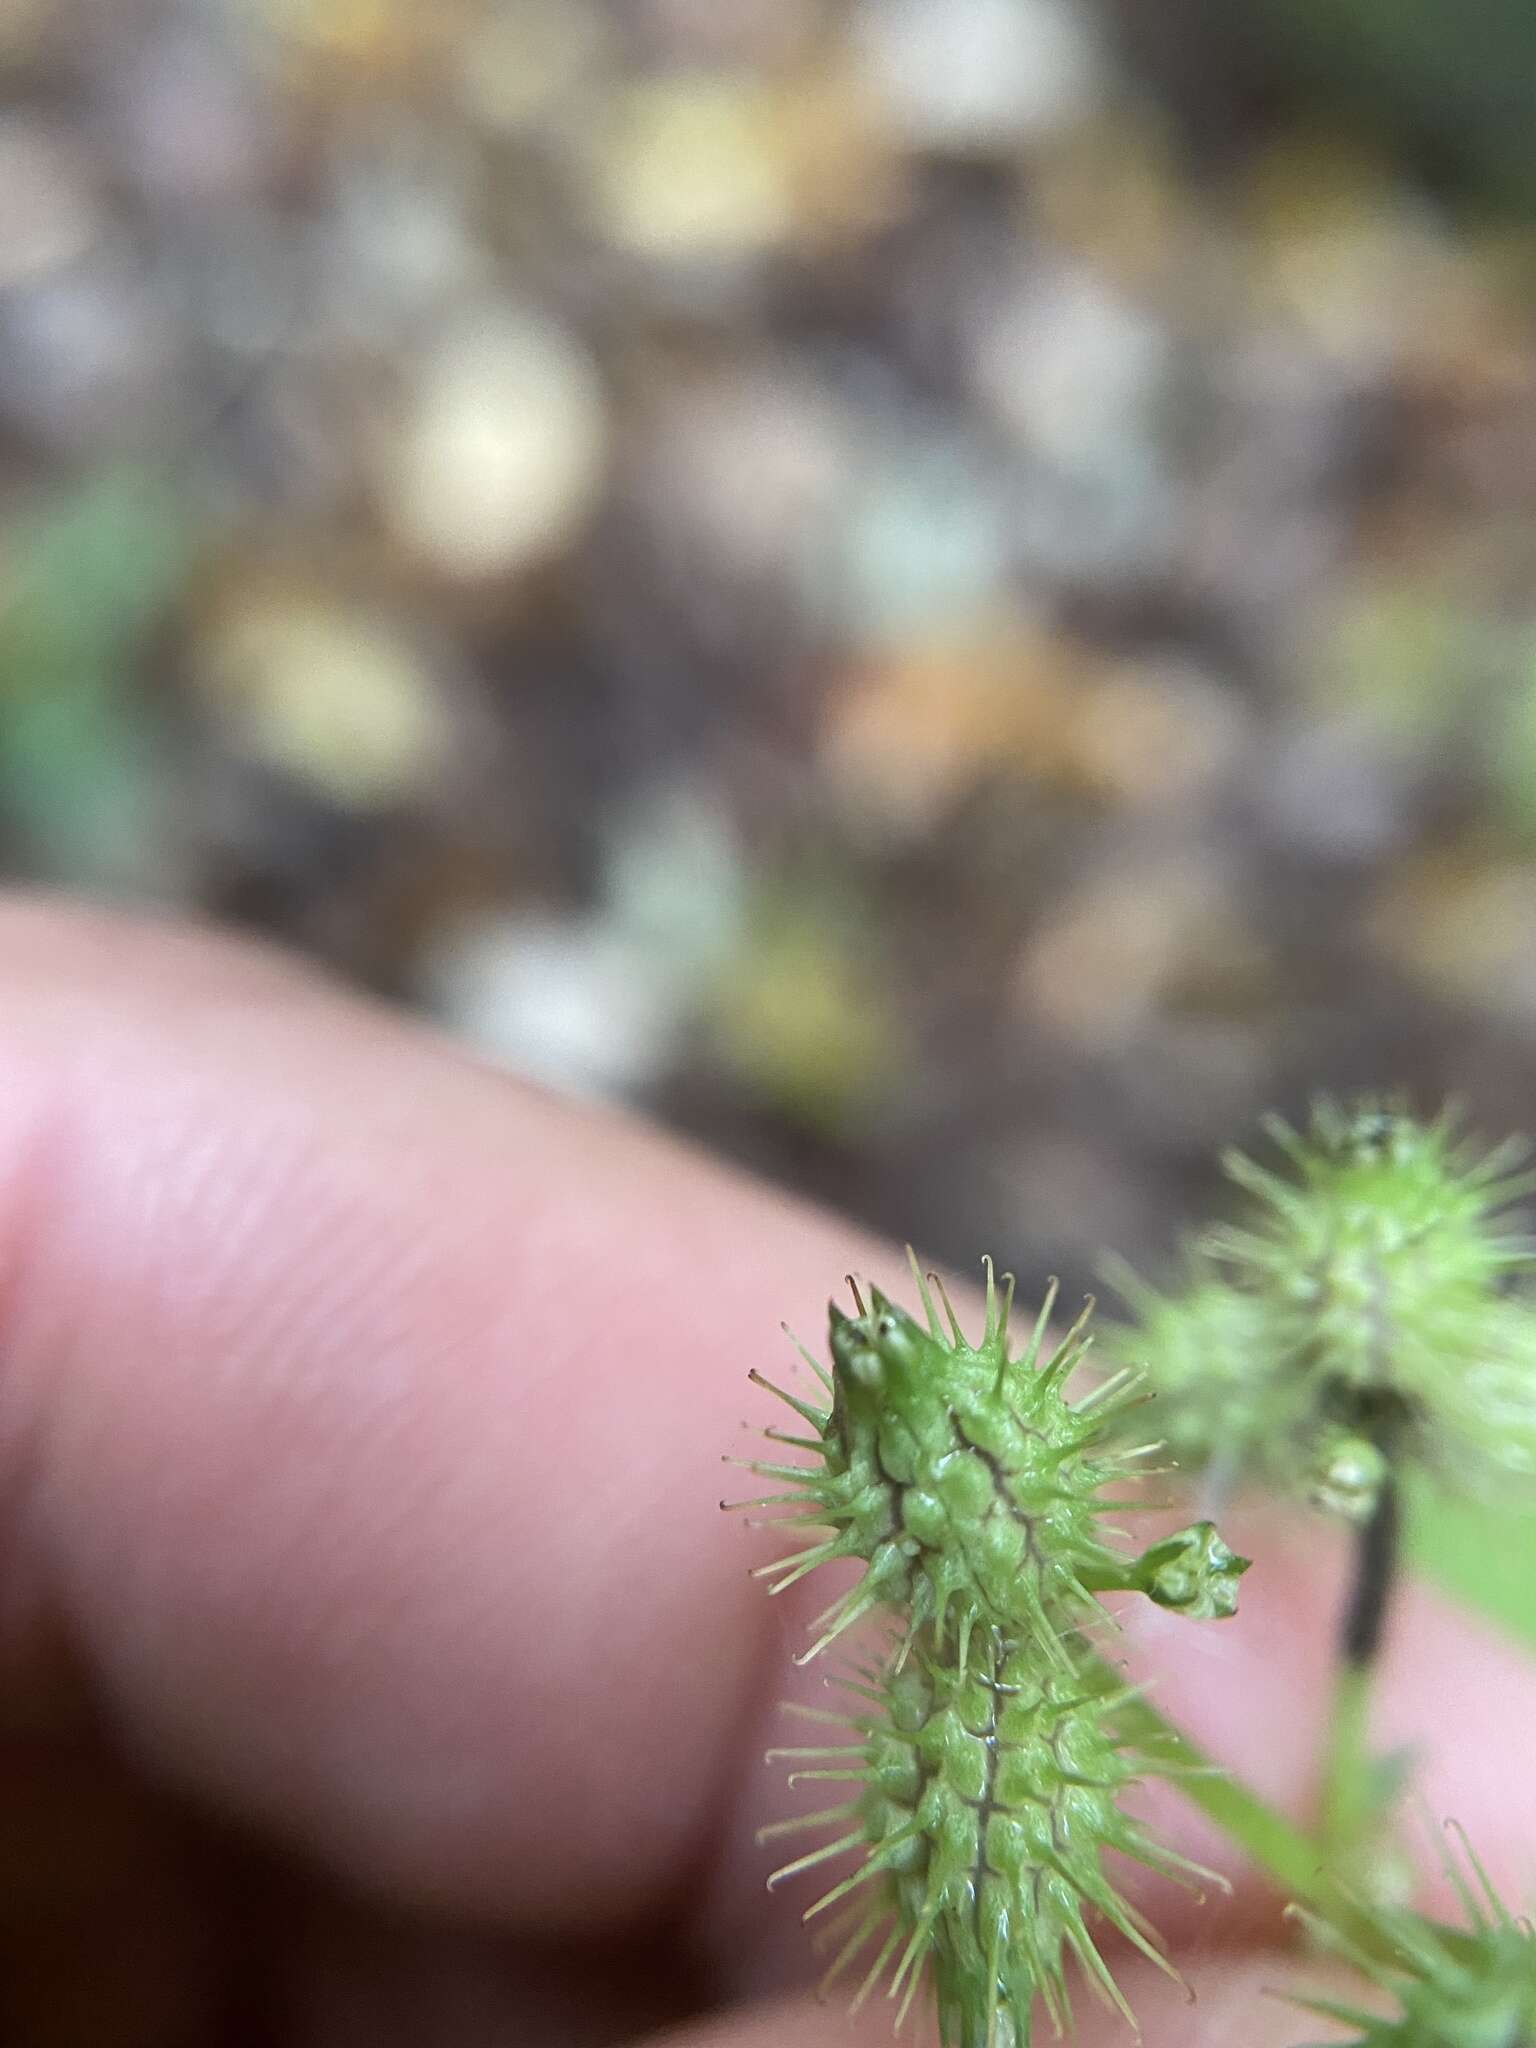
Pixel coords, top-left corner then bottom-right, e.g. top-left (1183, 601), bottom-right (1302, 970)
top-left (0, 897), bottom-right (893, 1933)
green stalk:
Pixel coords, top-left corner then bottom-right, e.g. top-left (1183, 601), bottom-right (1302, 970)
top-left (1091, 1673), bottom-right (1327, 1908)
top-left (1319, 1658), bottom-right (1376, 1862)
top-left (1085, 1661), bottom-right (1401, 1966)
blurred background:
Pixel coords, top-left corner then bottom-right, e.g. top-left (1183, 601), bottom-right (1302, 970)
top-left (9, 0), bottom-right (1536, 1320)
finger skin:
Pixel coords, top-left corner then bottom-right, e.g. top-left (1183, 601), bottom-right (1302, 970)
top-left (0, 897), bottom-right (889, 1932)
top-left (0, 894), bottom-right (1529, 1991)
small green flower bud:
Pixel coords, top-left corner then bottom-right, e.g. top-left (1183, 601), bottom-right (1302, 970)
top-left (1310, 1431), bottom-right (1390, 1523)
top-left (1134, 1522), bottom-right (1251, 1619)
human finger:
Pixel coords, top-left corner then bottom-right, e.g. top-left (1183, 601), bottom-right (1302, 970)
top-left (0, 897), bottom-right (886, 1936)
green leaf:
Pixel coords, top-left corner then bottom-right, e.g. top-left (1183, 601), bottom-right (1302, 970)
top-left (1409, 1480), bottom-right (1536, 1652)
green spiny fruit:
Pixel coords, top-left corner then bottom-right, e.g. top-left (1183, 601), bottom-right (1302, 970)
top-left (1106, 1101), bottom-right (1536, 1505)
top-left (1097, 1263), bottom-right (1295, 1489)
top-left (1210, 1102), bottom-right (1534, 1434)
top-left (738, 1256), bottom-right (1210, 1667)
top-left (763, 1633), bottom-right (1210, 2048)
top-left (1292, 1827), bottom-right (1536, 2048)
top-left (731, 1258), bottom-right (1247, 2048)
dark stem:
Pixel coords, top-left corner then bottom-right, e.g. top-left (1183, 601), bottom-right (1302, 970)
top-left (1341, 1465), bottom-right (1400, 1667)
top-left (1319, 1406), bottom-right (1408, 1862)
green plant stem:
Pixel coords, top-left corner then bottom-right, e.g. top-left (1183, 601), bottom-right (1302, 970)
top-left (1320, 1658), bottom-right (1375, 1861)
top-left (1081, 1657), bottom-right (1326, 1907)
top-left (1091, 1666), bottom-right (1405, 1966)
